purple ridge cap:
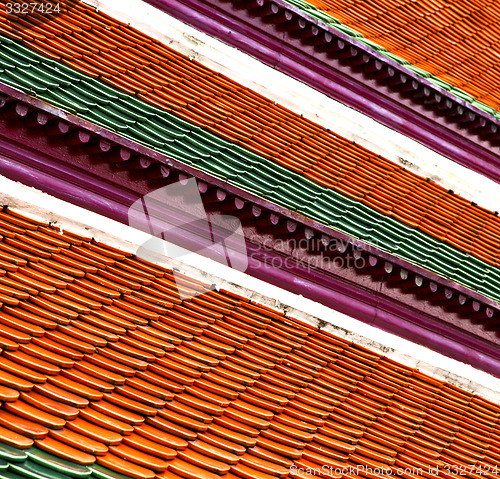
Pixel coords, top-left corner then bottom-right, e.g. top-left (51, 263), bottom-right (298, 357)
top-left (0, 81), bottom-right (498, 309)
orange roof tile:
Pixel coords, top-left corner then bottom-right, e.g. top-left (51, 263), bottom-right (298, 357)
top-left (2, 1), bottom-right (500, 278)
top-left (4, 1), bottom-right (500, 305)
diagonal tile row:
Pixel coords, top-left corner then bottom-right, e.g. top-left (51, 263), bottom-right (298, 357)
top-left (0, 207), bottom-right (499, 479)
top-left (2, 0), bottom-right (500, 279)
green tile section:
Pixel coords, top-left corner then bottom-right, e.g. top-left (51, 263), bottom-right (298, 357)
top-left (0, 448), bottom-right (90, 479)
top-left (26, 450), bottom-right (91, 478)
top-left (0, 449), bottom-right (131, 479)
top-left (0, 34), bottom-right (497, 301)
top-left (279, 0), bottom-right (498, 117)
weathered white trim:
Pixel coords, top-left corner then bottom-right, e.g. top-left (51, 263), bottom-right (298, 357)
top-left (83, 0), bottom-right (500, 213)
top-left (2, 173), bottom-right (500, 401)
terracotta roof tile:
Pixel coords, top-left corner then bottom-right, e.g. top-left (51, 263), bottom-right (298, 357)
top-left (0, 209), bottom-right (495, 478)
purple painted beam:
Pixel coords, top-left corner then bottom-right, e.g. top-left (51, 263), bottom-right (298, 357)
top-left (146, 0), bottom-right (500, 184)
top-left (247, 246), bottom-right (500, 375)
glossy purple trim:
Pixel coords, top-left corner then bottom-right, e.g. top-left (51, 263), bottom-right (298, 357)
top-left (147, 0), bottom-right (500, 184)
top-left (247, 245), bottom-right (500, 375)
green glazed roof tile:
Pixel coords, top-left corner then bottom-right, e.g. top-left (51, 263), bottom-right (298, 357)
top-left (471, 100), bottom-right (497, 115)
top-left (0, 72), bottom-right (34, 91)
top-left (80, 80), bottom-right (127, 101)
top-left (117, 95), bottom-right (163, 117)
top-left (9, 461), bottom-right (73, 479)
top-left (44, 90), bottom-right (88, 113)
top-left (83, 109), bottom-right (130, 132)
top-left (191, 130), bottom-right (226, 147)
top-left (78, 81), bottom-right (119, 102)
top-left (197, 157), bottom-right (243, 180)
top-left (102, 106), bottom-right (137, 126)
top-left (383, 52), bottom-right (411, 66)
top-left (43, 64), bottom-right (87, 84)
top-left (397, 249), bottom-right (430, 266)
top-left (357, 38), bottom-right (388, 52)
top-left (372, 226), bottom-right (407, 244)
top-left (313, 199), bottom-right (346, 218)
top-left (258, 160), bottom-right (300, 180)
top-left (322, 189), bottom-right (358, 209)
top-left (312, 11), bottom-right (340, 23)
top-left (4, 69), bottom-right (47, 92)
top-left (345, 206), bottom-right (380, 227)
top-left (238, 170), bottom-right (280, 194)
top-left (433, 247), bottom-right (468, 265)
top-left (91, 466), bottom-right (131, 479)
top-left (135, 121), bottom-right (179, 142)
top-left (409, 229), bottom-right (443, 248)
top-left (302, 205), bottom-right (341, 225)
top-left (230, 145), bottom-right (264, 165)
top-left (476, 286), bottom-right (500, 301)
top-left (0, 471), bottom-right (24, 479)
top-left (337, 217), bottom-right (374, 238)
top-left (23, 67), bottom-right (59, 89)
top-left (113, 102), bottom-right (147, 123)
top-left (424, 257), bottom-right (457, 277)
top-left (333, 24), bottom-right (364, 38)
top-left (285, 0), bottom-right (312, 9)
top-left (184, 135), bottom-right (222, 155)
top-left (2, 40), bottom-right (46, 65)
top-left (157, 143), bottom-right (197, 164)
top-left (0, 52), bottom-right (19, 70)
top-left (485, 267), bottom-right (500, 282)
top-left (453, 269), bottom-right (485, 288)
top-left (0, 445), bottom-right (27, 463)
top-left (0, 49), bottom-right (32, 69)
top-left (428, 78), bottom-right (453, 91)
top-left (158, 114), bottom-right (197, 134)
top-left (405, 65), bottom-right (433, 79)
top-left (71, 83), bottom-right (113, 105)
top-left (254, 166), bottom-right (288, 186)
top-left (273, 189), bottom-right (308, 210)
top-left (449, 87), bottom-right (475, 103)
top-left (287, 178), bottom-right (322, 199)
top-left (218, 150), bottom-right (249, 169)
top-left (31, 65), bottom-right (72, 87)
